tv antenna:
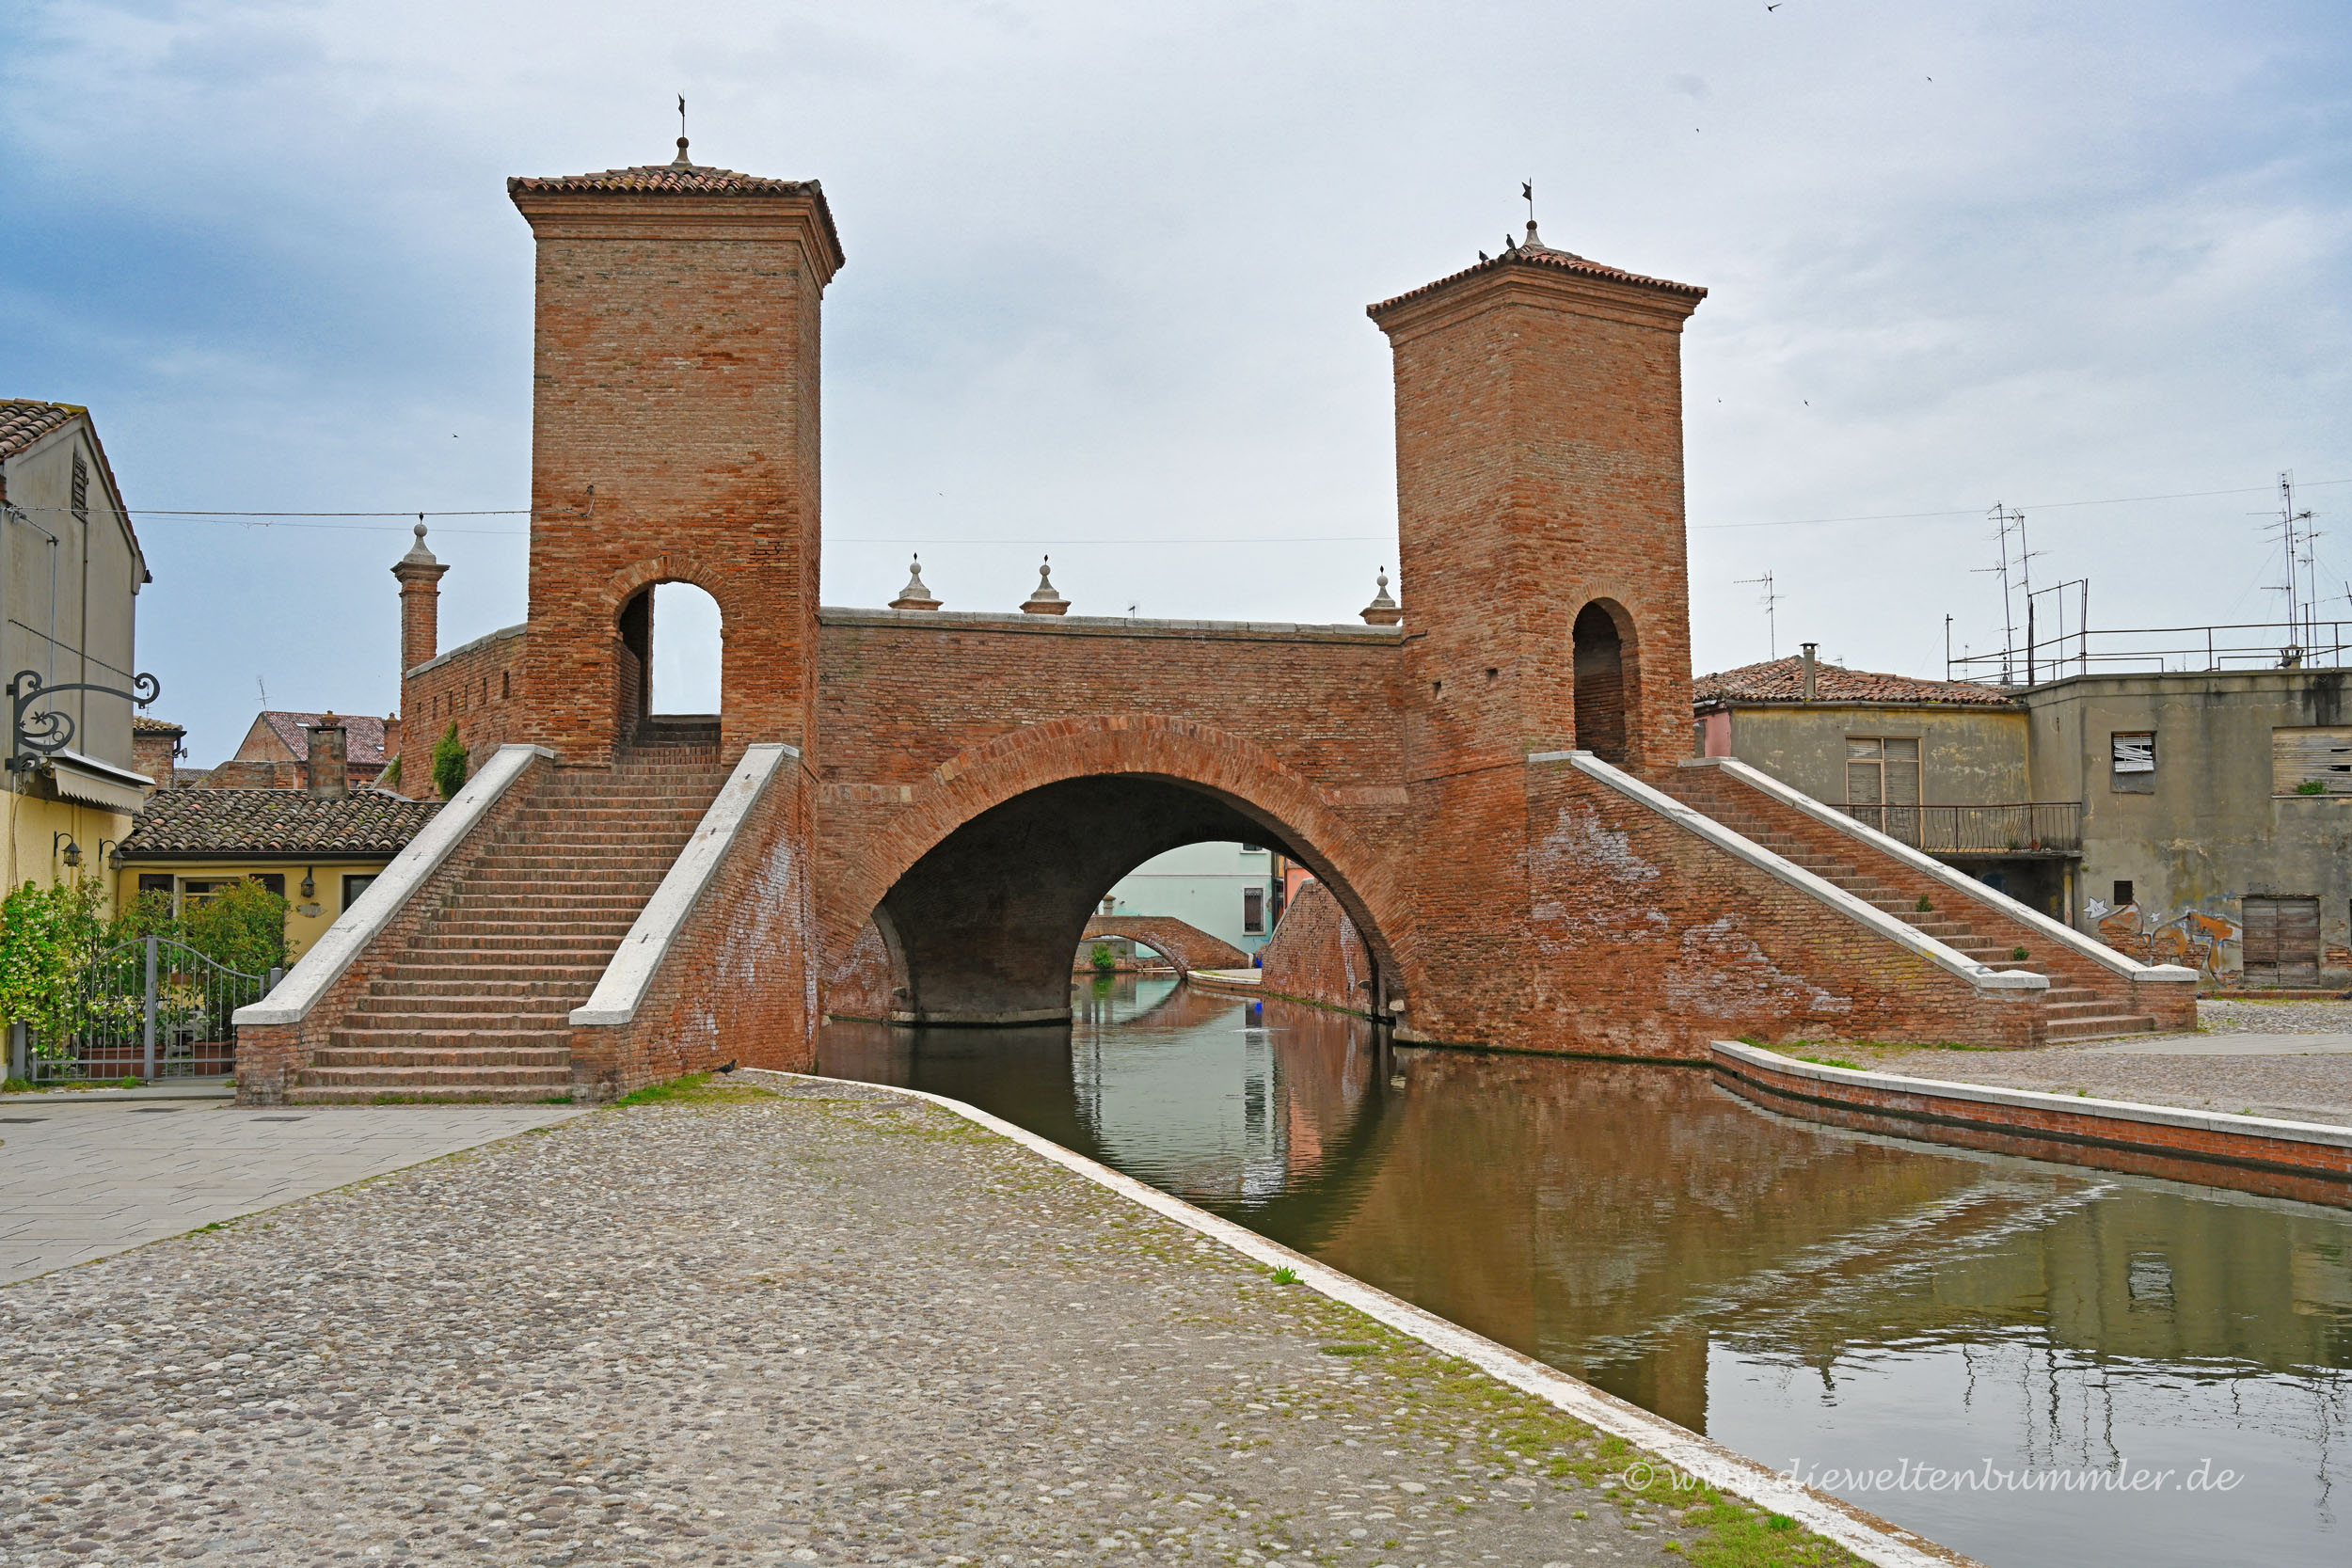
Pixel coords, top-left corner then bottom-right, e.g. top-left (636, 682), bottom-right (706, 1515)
top-left (1973, 503), bottom-right (2036, 684)
top-left (1735, 570), bottom-right (1782, 658)
top-left (2260, 471), bottom-right (2320, 663)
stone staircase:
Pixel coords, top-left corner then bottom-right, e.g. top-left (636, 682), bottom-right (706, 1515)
top-left (285, 748), bottom-right (728, 1103)
top-left (1668, 767), bottom-right (2159, 1042)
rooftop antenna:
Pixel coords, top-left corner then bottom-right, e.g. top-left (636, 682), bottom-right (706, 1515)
top-left (1735, 570), bottom-right (1781, 658)
top-left (257, 674), bottom-right (268, 709)
top-left (2261, 471), bottom-right (2318, 663)
top-left (1974, 503), bottom-right (2035, 684)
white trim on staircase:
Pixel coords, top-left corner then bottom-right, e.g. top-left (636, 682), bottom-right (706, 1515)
top-left (570, 743), bottom-right (799, 1029)
top-left (1681, 756), bottom-right (2195, 986)
top-left (233, 744), bottom-right (555, 1028)
top-left (1532, 750), bottom-right (2047, 993)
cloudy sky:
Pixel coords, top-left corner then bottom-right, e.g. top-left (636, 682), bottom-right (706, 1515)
top-left (5, 0), bottom-right (2347, 767)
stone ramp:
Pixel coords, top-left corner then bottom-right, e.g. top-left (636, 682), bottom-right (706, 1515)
top-left (286, 751), bottom-right (728, 1103)
top-left (1663, 757), bottom-right (2193, 1042)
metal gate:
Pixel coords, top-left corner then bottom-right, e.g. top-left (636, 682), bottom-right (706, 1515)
top-left (20, 935), bottom-right (276, 1084)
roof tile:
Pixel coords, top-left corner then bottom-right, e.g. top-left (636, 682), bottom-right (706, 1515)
top-left (1371, 236), bottom-right (1706, 318)
top-left (120, 789), bottom-right (439, 857)
top-left (0, 399), bottom-right (86, 463)
top-left (1693, 656), bottom-right (2018, 708)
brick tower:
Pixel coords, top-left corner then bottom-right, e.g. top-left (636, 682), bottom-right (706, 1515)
top-left (1369, 222), bottom-right (1706, 1041)
top-left (508, 138), bottom-right (845, 761)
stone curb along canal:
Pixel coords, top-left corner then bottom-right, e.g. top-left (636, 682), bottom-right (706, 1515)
top-left (745, 1069), bottom-right (1981, 1568)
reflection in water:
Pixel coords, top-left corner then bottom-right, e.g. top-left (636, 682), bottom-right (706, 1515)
top-left (820, 978), bottom-right (2352, 1568)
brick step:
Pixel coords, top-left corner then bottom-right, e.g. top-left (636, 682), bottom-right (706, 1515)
top-left (2045, 1014), bottom-right (2158, 1040)
top-left (310, 1044), bottom-right (572, 1069)
top-left (376, 964), bottom-right (606, 986)
top-left (2042, 999), bottom-right (2135, 1020)
top-left (284, 1083), bottom-right (575, 1105)
top-left (339, 1008), bottom-right (573, 1031)
top-left (406, 933), bottom-right (629, 954)
top-left (437, 899), bottom-right (656, 917)
top-left (294, 1067), bottom-right (573, 1089)
top-left (425, 918), bottom-right (638, 938)
top-left (327, 1027), bottom-right (572, 1052)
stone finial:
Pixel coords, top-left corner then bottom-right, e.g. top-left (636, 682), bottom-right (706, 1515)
top-left (1523, 218), bottom-right (1545, 249)
top-left (1021, 556), bottom-right (1070, 616)
top-left (889, 555), bottom-right (942, 611)
top-left (673, 136), bottom-right (692, 167)
top-left (1360, 568), bottom-right (1402, 626)
top-left (398, 519), bottom-right (439, 569)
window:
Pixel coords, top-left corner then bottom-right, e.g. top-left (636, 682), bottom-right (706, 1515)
top-left (2273, 726), bottom-right (2352, 796)
top-left (342, 874), bottom-right (378, 911)
top-left (1845, 737), bottom-right (1920, 806)
top-left (2112, 732), bottom-right (2155, 794)
top-left (136, 873), bottom-right (172, 899)
top-left (2112, 879), bottom-right (2135, 908)
top-left (1242, 886), bottom-right (1265, 934)
top-left (1239, 843), bottom-right (1266, 855)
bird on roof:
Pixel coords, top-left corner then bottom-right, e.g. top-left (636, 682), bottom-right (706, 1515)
top-left (1478, 249), bottom-right (1489, 261)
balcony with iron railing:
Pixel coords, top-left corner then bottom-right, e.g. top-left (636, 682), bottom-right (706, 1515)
top-left (1831, 801), bottom-right (2084, 857)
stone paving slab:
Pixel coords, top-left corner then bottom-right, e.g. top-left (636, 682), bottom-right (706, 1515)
top-left (0, 1080), bottom-right (1892, 1568)
top-left (0, 1104), bottom-right (581, 1285)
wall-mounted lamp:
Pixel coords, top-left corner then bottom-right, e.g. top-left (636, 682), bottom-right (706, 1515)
top-left (96, 837), bottom-right (122, 872)
top-left (300, 867), bottom-right (317, 900)
top-left (52, 832), bottom-right (81, 870)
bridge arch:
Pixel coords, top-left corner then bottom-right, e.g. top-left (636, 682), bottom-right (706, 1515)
top-left (819, 717), bottom-right (1411, 1026)
top-left (1080, 915), bottom-right (1252, 978)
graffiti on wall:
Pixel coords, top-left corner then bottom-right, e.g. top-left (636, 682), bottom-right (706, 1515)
top-left (2087, 899), bottom-right (2239, 980)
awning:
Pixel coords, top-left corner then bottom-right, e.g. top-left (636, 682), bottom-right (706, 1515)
top-left (43, 750), bottom-right (154, 815)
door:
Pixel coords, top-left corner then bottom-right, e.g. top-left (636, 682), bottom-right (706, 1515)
top-left (2242, 895), bottom-right (2321, 988)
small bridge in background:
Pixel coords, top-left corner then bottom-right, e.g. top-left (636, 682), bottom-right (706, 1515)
top-left (1081, 916), bottom-right (1251, 978)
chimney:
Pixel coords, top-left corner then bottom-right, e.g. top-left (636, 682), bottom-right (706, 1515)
top-left (391, 521), bottom-right (449, 675)
top-left (307, 713), bottom-right (349, 800)
top-left (1800, 642), bottom-right (1818, 702)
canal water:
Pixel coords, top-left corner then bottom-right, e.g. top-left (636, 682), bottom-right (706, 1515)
top-left (819, 978), bottom-right (2352, 1568)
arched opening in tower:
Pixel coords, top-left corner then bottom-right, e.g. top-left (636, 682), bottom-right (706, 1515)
top-left (1572, 602), bottom-right (1630, 766)
top-left (617, 581), bottom-right (723, 747)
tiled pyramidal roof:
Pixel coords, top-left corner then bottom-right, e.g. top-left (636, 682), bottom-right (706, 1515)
top-left (122, 789), bottom-right (441, 857)
top-left (1693, 656), bottom-right (2020, 708)
top-left (1370, 224), bottom-right (1707, 316)
top-left (508, 144), bottom-right (821, 198)
top-left (259, 710), bottom-right (389, 766)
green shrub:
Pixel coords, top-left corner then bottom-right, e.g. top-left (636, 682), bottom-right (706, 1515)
top-left (0, 879), bottom-right (114, 1058)
top-left (2296, 779), bottom-right (2328, 795)
top-left (1090, 942), bottom-right (1118, 974)
top-left (1915, 895), bottom-right (1932, 912)
top-left (181, 880), bottom-right (288, 976)
top-left (431, 722), bottom-right (469, 800)
top-left (379, 753), bottom-right (402, 792)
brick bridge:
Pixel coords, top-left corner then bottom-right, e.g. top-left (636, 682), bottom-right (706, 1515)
top-left (232, 143), bottom-right (2196, 1103)
top-left (1079, 917), bottom-right (1252, 978)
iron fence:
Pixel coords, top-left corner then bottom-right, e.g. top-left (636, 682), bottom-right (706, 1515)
top-left (1832, 801), bottom-right (2084, 856)
top-left (20, 935), bottom-right (276, 1084)
top-left (1947, 619), bottom-right (2352, 686)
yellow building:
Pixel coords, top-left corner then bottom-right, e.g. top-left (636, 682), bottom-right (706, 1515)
top-left (113, 785), bottom-right (441, 964)
top-left (0, 400), bottom-right (154, 906)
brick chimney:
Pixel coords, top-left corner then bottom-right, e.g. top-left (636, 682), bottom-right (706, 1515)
top-left (307, 714), bottom-right (349, 800)
top-left (392, 521), bottom-right (448, 675)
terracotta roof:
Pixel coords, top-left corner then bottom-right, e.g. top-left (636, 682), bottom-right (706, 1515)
top-left (133, 714), bottom-right (184, 736)
top-left (119, 788), bottom-right (438, 858)
top-left (508, 157), bottom-right (822, 198)
top-left (1370, 229), bottom-right (1706, 318)
top-left (0, 400), bottom-right (83, 461)
top-left (258, 711), bottom-right (389, 767)
top-left (1693, 656), bottom-right (2020, 708)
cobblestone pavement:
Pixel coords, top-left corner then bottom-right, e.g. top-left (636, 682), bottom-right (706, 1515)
top-left (0, 1081), bottom-right (1854, 1568)
top-left (0, 1104), bottom-right (581, 1284)
top-left (1863, 1000), bottom-right (2352, 1125)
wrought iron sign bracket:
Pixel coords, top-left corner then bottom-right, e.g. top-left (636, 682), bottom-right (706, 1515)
top-left (7, 670), bottom-right (161, 774)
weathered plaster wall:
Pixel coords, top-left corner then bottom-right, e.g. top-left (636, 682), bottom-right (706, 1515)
top-left (1721, 704), bottom-right (2029, 805)
top-left (2025, 670), bottom-right (2352, 984)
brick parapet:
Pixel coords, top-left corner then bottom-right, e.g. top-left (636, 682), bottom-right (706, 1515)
top-left (1662, 761), bottom-right (2194, 1034)
top-left (232, 751), bottom-right (558, 1104)
top-left (565, 761), bottom-right (815, 1099)
top-left (401, 626), bottom-right (530, 788)
top-left (1422, 759), bottom-right (2046, 1056)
